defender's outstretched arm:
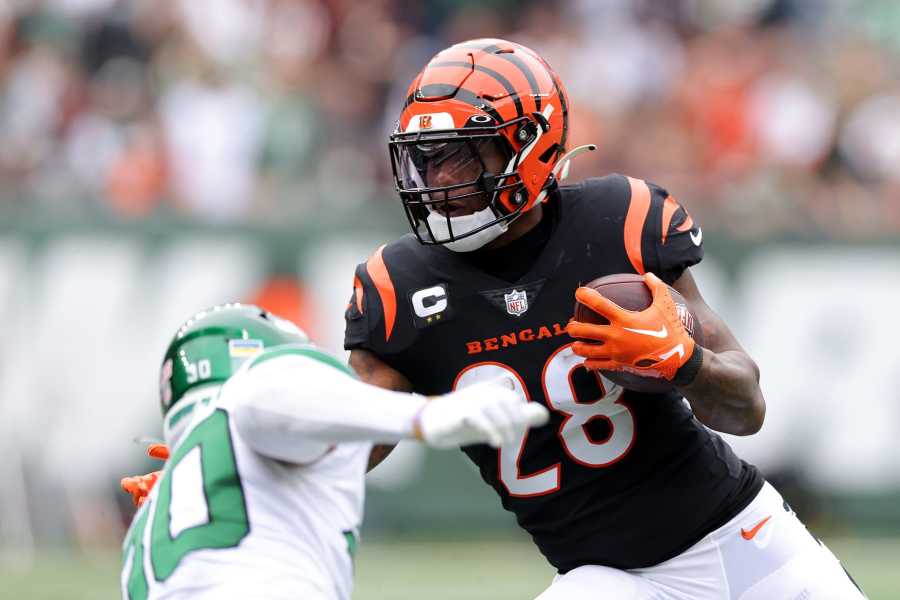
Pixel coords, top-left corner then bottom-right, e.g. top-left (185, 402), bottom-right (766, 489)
top-left (231, 354), bottom-right (547, 464)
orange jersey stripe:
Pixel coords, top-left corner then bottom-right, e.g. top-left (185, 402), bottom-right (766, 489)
top-left (660, 195), bottom-right (680, 244)
top-left (365, 245), bottom-right (397, 342)
top-left (624, 177), bottom-right (652, 274)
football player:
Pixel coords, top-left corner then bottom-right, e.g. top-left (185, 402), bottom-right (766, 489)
top-left (345, 39), bottom-right (866, 599)
top-left (120, 303), bottom-right (547, 600)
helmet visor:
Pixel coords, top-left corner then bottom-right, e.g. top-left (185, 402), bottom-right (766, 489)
top-left (395, 136), bottom-right (507, 193)
top-left (389, 133), bottom-right (521, 244)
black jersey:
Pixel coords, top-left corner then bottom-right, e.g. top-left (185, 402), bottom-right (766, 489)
top-left (344, 174), bottom-right (763, 572)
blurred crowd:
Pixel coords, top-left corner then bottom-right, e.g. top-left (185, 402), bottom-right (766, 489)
top-left (1, 0), bottom-right (900, 239)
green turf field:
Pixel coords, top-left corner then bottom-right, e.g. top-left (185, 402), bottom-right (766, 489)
top-left (3, 537), bottom-right (896, 599)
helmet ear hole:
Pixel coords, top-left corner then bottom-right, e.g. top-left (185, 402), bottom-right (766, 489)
top-left (538, 143), bottom-right (560, 164)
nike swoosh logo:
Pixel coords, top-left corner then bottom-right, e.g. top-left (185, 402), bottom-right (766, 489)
top-left (741, 516), bottom-right (772, 540)
top-left (623, 325), bottom-right (668, 338)
top-left (659, 344), bottom-right (685, 361)
top-left (690, 228), bottom-right (702, 246)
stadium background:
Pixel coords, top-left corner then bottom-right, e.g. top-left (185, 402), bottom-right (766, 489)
top-left (1, 0), bottom-right (899, 597)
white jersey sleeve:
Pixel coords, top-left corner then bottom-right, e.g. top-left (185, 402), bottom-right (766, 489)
top-left (225, 345), bottom-right (427, 464)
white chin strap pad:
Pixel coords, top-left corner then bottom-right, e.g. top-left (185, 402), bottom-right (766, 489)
top-left (426, 205), bottom-right (509, 252)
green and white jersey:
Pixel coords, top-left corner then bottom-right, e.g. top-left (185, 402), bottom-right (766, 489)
top-left (121, 345), bottom-right (370, 600)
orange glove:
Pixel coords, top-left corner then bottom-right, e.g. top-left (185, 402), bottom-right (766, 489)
top-left (566, 272), bottom-right (702, 384)
top-left (120, 443), bottom-right (169, 507)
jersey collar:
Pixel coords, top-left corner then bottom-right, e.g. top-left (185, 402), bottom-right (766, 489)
top-left (163, 384), bottom-right (222, 448)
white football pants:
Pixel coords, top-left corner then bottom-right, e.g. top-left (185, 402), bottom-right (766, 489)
top-left (535, 482), bottom-right (866, 600)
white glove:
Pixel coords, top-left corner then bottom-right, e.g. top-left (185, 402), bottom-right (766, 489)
top-left (413, 376), bottom-right (549, 448)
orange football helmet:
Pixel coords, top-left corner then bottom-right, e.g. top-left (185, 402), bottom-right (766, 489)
top-left (389, 38), bottom-right (571, 249)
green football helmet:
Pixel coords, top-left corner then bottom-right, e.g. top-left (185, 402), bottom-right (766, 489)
top-left (159, 303), bottom-right (309, 415)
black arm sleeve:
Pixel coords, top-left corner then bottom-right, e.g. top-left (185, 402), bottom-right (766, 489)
top-left (642, 181), bottom-right (703, 284)
top-left (344, 264), bottom-right (381, 351)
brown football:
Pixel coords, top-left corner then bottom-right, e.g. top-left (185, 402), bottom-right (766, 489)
top-left (573, 273), bottom-right (703, 393)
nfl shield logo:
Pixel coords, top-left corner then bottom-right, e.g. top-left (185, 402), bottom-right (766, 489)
top-left (418, 114), bottom-right (433, 129)
top-left (504, 289), bottom-right (528, 317)
top-left (675, 303), bottom-right (695, 337)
